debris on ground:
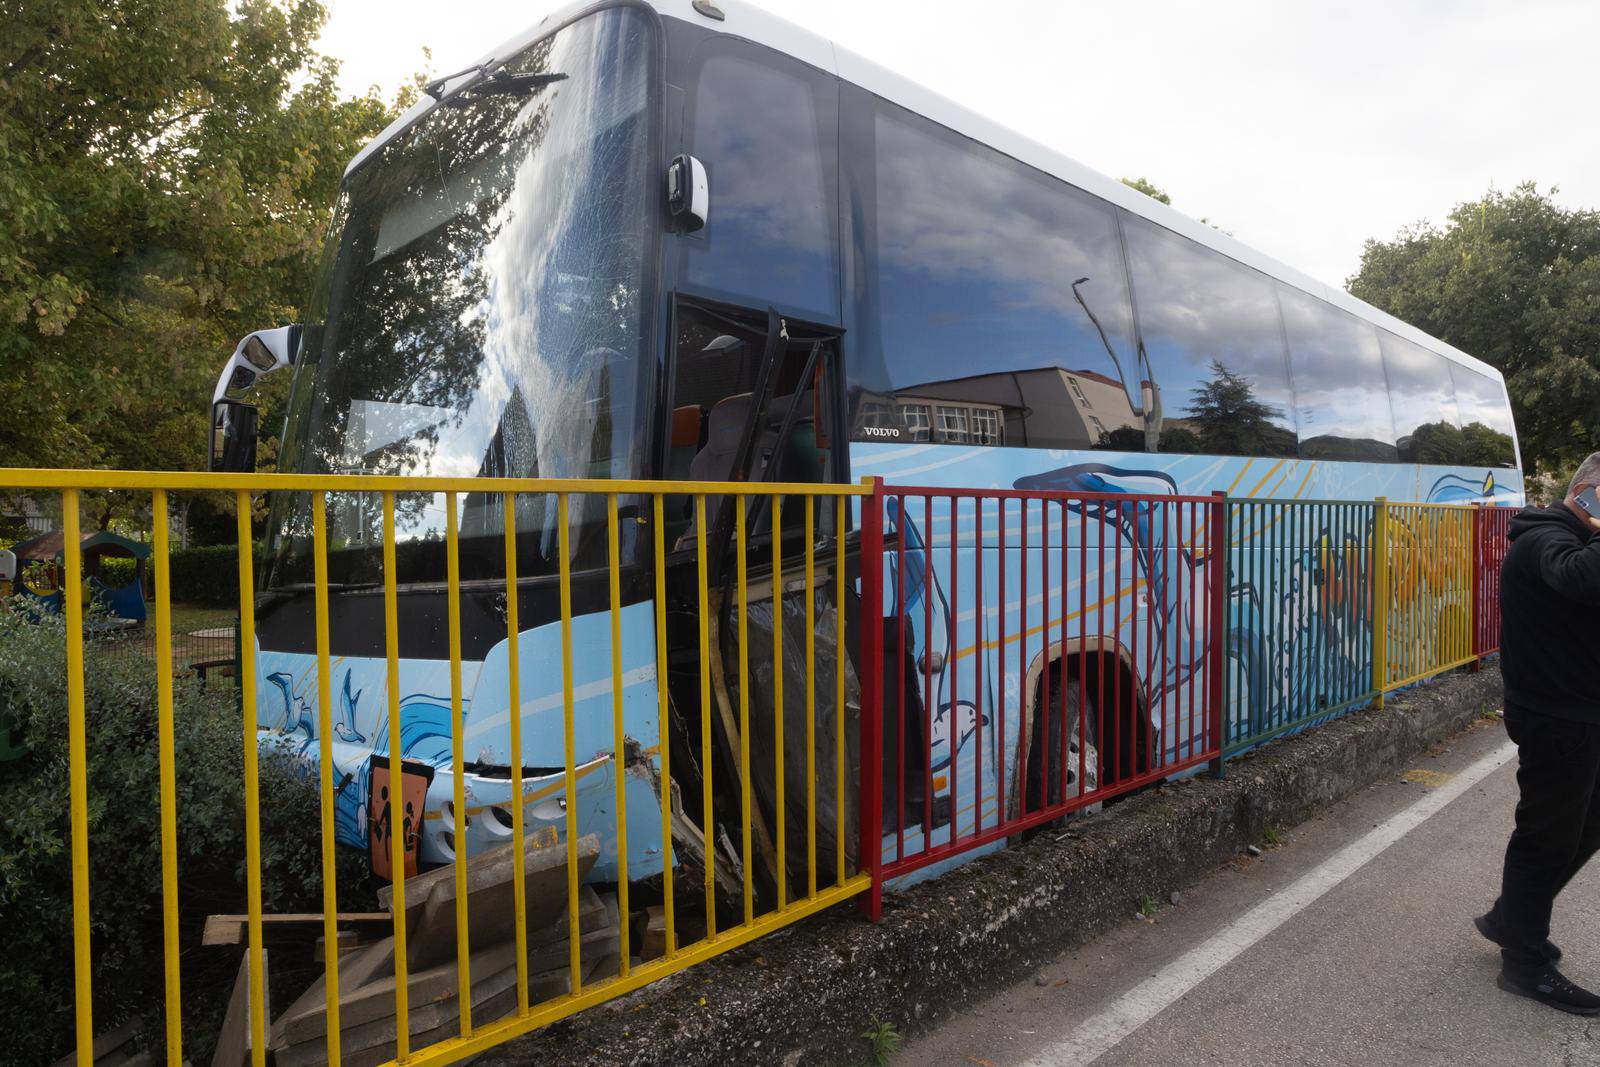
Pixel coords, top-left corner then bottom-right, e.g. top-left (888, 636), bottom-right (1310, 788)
top-left (230, 830), bottom-right (622, 1067)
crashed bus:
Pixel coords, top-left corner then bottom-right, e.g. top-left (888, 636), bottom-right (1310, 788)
top-left (209, 0), bottom-right (1522, 908)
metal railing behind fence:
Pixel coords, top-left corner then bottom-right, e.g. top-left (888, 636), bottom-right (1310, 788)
top-left (6, 469), bottom-right (873, 1067)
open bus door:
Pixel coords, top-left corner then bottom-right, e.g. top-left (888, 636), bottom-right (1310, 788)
top-left (657, 297), bottom-right (868, 904)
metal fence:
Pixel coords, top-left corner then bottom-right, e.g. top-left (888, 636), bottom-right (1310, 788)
top-left (7, 469), bottom-right (873, 1067)
top-left (1474, 505), bottom-right (1516, 658)
top-left (1379, 502), bottom-right (1478, 691)
top-left (5, 466), bottom-right (1522, 1067)
top-left (856, 485), bottom-right (1226, 915)
top-left (1223, 499), bottom-right (1379, 754)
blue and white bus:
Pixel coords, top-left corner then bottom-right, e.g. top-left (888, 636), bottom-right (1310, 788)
top-left (215, 0), bottom-right (1520, 893)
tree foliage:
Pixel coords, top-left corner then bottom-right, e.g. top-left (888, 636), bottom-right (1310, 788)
top-left (1349, 182), bottom-right (1600, 480)
top-left (1121, 176), bottom-right (1172, 205)
top-left (0, 0), bottom-right (404, 494)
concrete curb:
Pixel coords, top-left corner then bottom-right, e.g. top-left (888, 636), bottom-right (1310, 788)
top-left (478, 665), bottom-right (1505, 1067)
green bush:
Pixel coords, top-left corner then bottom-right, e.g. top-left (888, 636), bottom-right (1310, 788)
top-left (0, 601), bottom-right (369, 1063)
top-left (96, 556), bottom-right (139, 589)
top-left (165, 543), bottom-right (263, 606)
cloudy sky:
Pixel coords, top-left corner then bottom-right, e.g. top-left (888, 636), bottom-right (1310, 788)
top-left (315, 0), bottom-right (1600, 290)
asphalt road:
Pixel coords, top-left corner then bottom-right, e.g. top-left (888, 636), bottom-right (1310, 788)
top-left (906, 715), bottom-right (1600, 1067)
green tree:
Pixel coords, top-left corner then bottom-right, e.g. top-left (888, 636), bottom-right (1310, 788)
top-left (0, 0), bottom-right (407, 517)
top-left (1181, 360), bottom-right (1296, 456)
top-left (1121, 176), bottom-right (1172, 205)
top-left (1348, 182), bottom-right (1600, 481)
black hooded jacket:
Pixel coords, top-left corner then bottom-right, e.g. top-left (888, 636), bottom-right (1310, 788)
top-left (1500, 504), bottom-right (1600, 723)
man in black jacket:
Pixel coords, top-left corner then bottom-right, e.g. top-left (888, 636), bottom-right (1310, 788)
top-left (1476, 453), bottom-right (1600, 1014)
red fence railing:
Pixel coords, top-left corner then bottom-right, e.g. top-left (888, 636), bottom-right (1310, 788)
top-left (1474, 505), bottom-right (1516, 658)
top-left (856, 482), bottom-right (1226, 917)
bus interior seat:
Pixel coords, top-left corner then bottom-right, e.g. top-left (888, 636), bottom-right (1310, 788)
top-left (676, 393), bottom-right (753, 549)
top-left (666, 403), bottom-right (702, 480)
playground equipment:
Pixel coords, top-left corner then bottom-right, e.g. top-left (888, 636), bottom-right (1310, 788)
top-left (11, 528), bottom-right (151, 623)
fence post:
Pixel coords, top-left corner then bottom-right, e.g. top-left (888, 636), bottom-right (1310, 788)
top-left (1208, 491), bottom-right (1228, 779)
top-left (1372, 497), bottom-right (1389, 708)
top-left (857, 478), bottom-right (886, 921)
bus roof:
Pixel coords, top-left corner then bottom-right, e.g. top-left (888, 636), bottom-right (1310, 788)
top-left (349, 0), bottom-right (1505, 386)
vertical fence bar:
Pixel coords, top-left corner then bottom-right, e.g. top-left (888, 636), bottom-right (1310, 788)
top-left (445, 492), bottom-right (470, 1036)
top-left (696, 494), bottom-right (716, 937)
top-left (1018, 497), bottom-right (1028, 808)
top-left (63, 489), bottom-right (93, 1065)
top-left (1208, 493), bottom-right (1227, 776)
top-left (1373, 497), bottom-right (1389, 705)
top-left (772, 496), bottom-right (786, 911)
top-left (925, 494), bottom-right (935, 831)
top-left (998, 497), bottom-right (1008, 816)
top-left (836, 495), bottom-right (846, 888)
top-left (653, 494), bottom-right (676, 955)
top-left (502, 494), bottom-right (529, 1011)
top-left (606, 495), bottom-right (630, 975)
top-left (860, 480), bottom-right (886, 920)
top-left (381, 492), bottom-right (410, 1062)
top-left (805, 497), bottom-right (817, 899)
top-left (949, 496), bottom-right (961, 840)
top-left (1081, 495), bottom-right (1094, 790)
top-left (1056, 499), bottom-right (1069, 803)
top-left (311, 495), bottom-right (343, 1062)
top-left (966, 495), bottom-right (979, 831)
top-left (735, 498), bottom-right (753, 927)
top-left (234, 491), bottom-right (267, 1067)
top-left (557, 493), bottom-right (581, 993)
top-left (151, 491), bottom-right (183, 1066)
top-left (895, 496), bottom-right (907, 863)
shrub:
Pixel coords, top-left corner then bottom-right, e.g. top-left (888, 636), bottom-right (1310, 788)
top-left (165, 543), bottom-right (263, 606)
top-left (0, 601), bottom-right (370, 1063)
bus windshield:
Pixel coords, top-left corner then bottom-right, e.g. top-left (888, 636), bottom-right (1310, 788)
top-left (268, 7), bottom-right (654, 587)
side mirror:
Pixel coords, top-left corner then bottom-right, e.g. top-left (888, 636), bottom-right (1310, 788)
top-left (666, 154), bottom-right (708, 233)
top-left (212, 324), bottom-right (302, 405)
top-left (209, 400), bottom-right (259, 473)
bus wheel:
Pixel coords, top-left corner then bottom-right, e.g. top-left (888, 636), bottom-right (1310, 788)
top-left (1025, 663), bottom-right (1101, 816)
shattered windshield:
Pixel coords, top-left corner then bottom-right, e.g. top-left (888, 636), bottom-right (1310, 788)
top-left (268, 7), bottom-right (654, 587)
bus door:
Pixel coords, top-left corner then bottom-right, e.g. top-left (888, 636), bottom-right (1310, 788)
top-left (658, 296), bottom-right (870, 900)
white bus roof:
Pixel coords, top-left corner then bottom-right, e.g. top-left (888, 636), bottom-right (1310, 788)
top-left (349, 0), bottom-right (1505, 386)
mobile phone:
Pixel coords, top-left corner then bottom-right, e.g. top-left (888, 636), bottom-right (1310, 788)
top-left (1577, 487), bottom-right (1600, 518)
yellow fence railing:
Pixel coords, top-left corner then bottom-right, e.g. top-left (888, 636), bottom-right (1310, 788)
top-left (4, 469), bottom-right (873, 1067)
top-left (1373, 498), bottom-right (1479, 696)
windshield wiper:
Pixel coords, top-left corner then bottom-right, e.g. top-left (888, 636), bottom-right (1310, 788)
top-left (436, 69), bottom-right (569, 107)
top-left (423, 61), bottom-right (495, 100)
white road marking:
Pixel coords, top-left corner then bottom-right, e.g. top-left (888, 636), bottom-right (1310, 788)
top-left (1023, 739), bottom-right (1518, 1066)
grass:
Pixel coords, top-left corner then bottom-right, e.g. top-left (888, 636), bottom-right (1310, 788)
top-left (860, 1019), bottom-right (904, 1065)
top-left (1136, 892), bottom-right (1160, 918)
top-left (1262, 823), bottom-right (1284, 847)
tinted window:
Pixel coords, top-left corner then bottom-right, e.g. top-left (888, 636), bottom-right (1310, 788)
top-left (848, 96), bottom-right (1143, 451)
top-left (1277, 285), bottom-right (1397, 462)
top-left (681, 46), bottom-right (840, 322)
top-left (1122, 215), bottom-right (1297, 457)
top-left (1377, 331), bottom-right (1466, 465)
top-left (1448, 362), bottom-right (1517, 468)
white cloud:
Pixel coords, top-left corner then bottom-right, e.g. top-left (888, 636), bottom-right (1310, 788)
top-left (317, 0), bottom-right (1600, 288)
